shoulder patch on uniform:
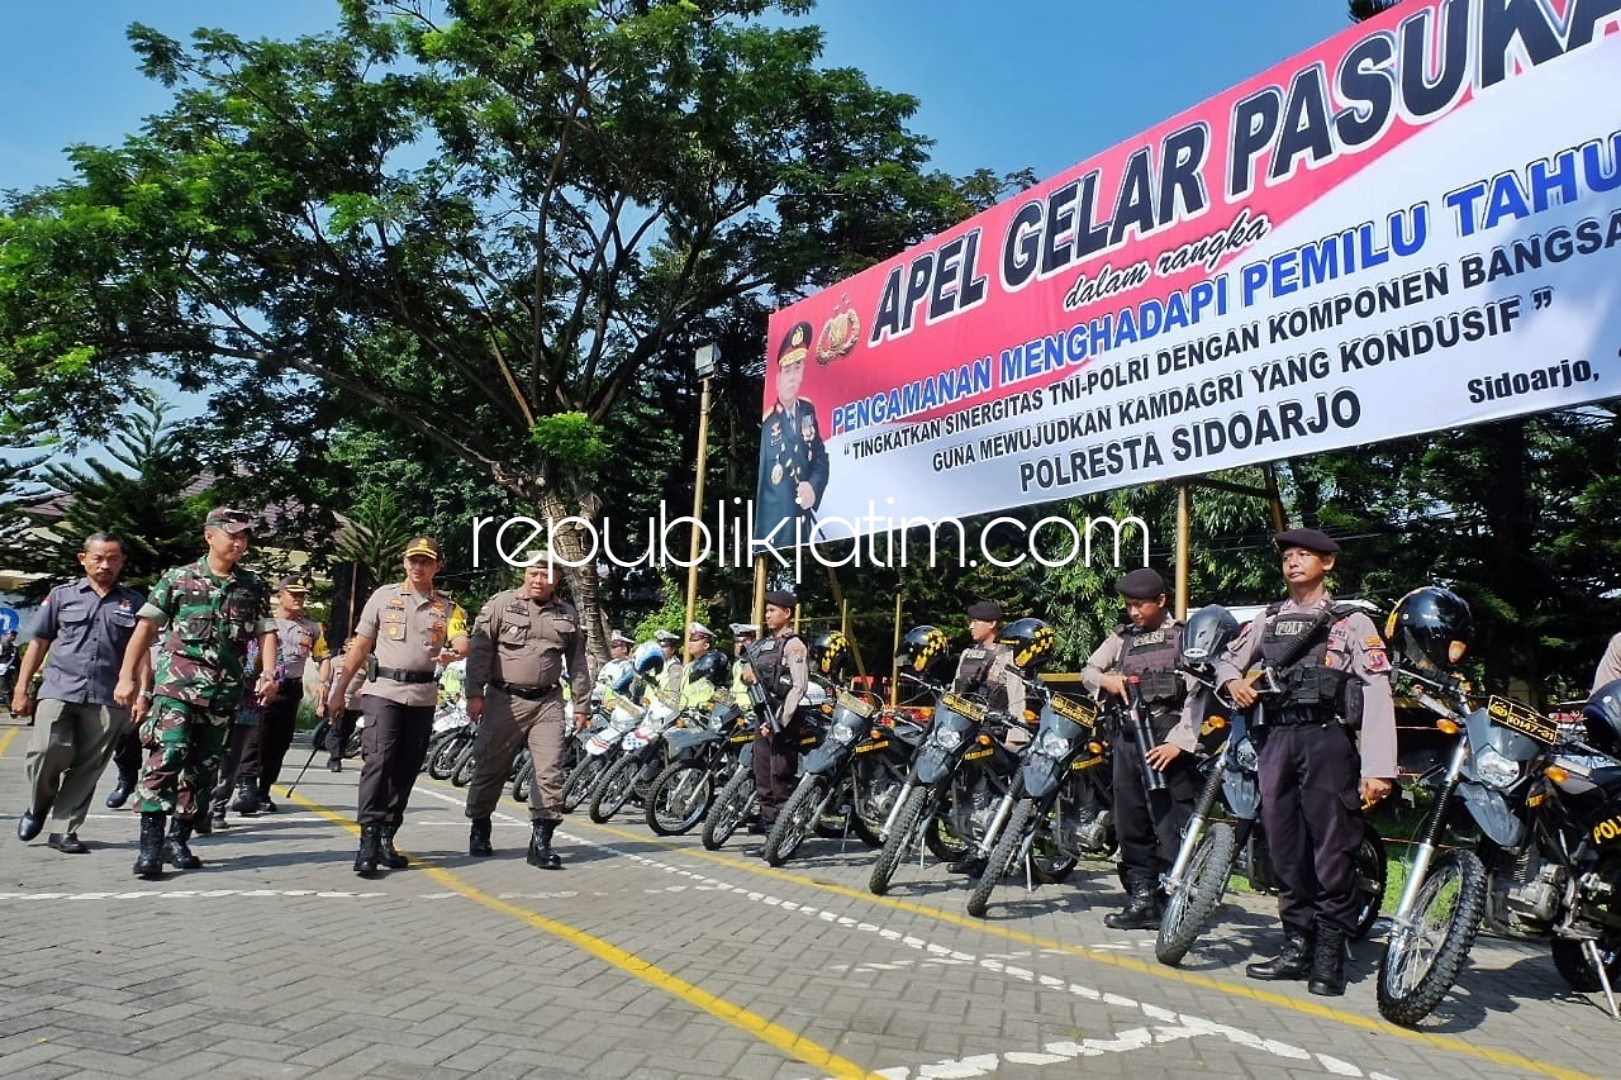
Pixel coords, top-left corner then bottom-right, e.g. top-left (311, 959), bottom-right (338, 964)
top-left (1367, 649), bottom-right (1391, 674)
top-left (1364, 635), bottom-right (1385, 650)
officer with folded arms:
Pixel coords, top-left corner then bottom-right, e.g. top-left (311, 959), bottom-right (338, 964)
top-left (1216, 528), bottom-right (1397, 996)
top-left (327, 537), bottom-right (468, 877)
top-left (463, 557), bottom-right (590, 869)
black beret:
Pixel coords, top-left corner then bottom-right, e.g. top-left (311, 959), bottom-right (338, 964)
top-left (1115, 568), bottom-right (1166, 600)
top-left (965, 600), bottom-right (1003, 622)
top-left (764, 590), bottom-right (798, 611)
top-left (1274, 528), bottom-right (1340, 555)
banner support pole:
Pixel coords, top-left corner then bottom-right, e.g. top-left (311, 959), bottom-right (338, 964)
top-left (1175, 483), bottom-right (1192, 622)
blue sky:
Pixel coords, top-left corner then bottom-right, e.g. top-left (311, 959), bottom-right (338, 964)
top-left (3, 0), bottom-right (1355, 195)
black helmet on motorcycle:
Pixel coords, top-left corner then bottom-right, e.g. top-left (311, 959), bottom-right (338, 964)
top-left (686, 649), bottom-right (730, 686)
top-left (1181, 605), bottom-right (1241, 672)
top-left (897, 625), bottom-right (950, 674)
top-left (810, 630), bottom-right (853, 682)
top-left (997, 617), bottom-right (1055, 675)
top-left (1383, 586), bottom-right (1473, 674)
top-left (1583, 679), bottom-right (1621, 757)
top-left (633, 640), bottom-right (665, 678)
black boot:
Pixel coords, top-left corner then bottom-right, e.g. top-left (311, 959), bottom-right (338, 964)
top-left (230, 781), bottom-right (259, 815)
top-left (1104, 877), bottom-right (1162, 931)
top-left (191, 808), bottom-right (213, 837)
top-left (527, 819), bottom-right (562, 870)
top-left (257, 787), bottom-right (279, 814)
top-left (1246, 930), bottom-right (1315, 981)
top-left (105, 778), bottom-right (135, 809)
top-left (327, 756), bottom-right (343, 773)
top-left (469, 816), bottom-right (494, 857)
top-left (1308, 924), bottom-right (1348, 996)
top-left (379, 825), bottom-right (409, 870)
top-left (133, 812), bottom-right (165, 879)
top-left (163, 817), bottom-right (202, 870)
top-left (353, 822), bottom-right (382, 877)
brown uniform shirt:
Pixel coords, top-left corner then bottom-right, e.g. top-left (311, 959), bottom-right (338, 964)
top-left (466, 589), bottom-right (590, 707)
top-left (1594, 632), bottom-right (1621, 695)
top-left (356, 583), bottom-right (468, 708)
top-left (1214, 597), bottom-right (1397, 779)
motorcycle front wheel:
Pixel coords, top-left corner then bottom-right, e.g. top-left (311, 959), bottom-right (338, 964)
top-left (869, 787), bottom-right (930, 896)
top-left (1155, 821), bottom-right (1238, 966)
top-left (562, 755), bottom-right (608, 814)
top-left (1376, 848), bottom-right (1487, 1027)
top-left (702, 767), bottom-right (755, 850)
top-left (589, 753), bottom-right (641, 823)
top-left (764, 776), bottom-right (828, 867)
top-left (428, 733), bottom-right (466, 780)
top-left (449, 741), bottom-right (478, 787)
top-left (510, 757), bottom-right (533, 803)
top-left (966, 800), bottom-right (1035, 919)
top-left (645, 761), bottom-right (713, 836)
top-left (1351, 824), bottom-right (1389, 940)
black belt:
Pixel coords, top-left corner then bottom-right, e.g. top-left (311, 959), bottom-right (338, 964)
top-left (374, 666), bottom-right (436, 685)
top-left (1268, 705), bottom-right (1337, 727)
top-left (493, 680), bottom-right (559, 700)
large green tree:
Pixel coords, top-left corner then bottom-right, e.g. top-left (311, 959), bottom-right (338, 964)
top-left (0, 0), bottom-right (997, 653)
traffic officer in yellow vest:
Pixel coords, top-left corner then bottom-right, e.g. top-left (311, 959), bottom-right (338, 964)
top-left (654, 630), bottom-right (683, 695)
top-left (328, 537), bottom-right (468, 877)
top-left (1080, 568), bottom-right (1204, 930)
top-left (464, 558), bottom-right (591, 869)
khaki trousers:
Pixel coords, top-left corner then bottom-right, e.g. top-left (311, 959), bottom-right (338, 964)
top-left (464, 687), bottom-right (565, 823)
top-left (26, 699), bottom-right (129, 833)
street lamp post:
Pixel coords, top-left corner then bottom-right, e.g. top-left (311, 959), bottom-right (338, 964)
top-left (683, 345), bottom-right (718, 658)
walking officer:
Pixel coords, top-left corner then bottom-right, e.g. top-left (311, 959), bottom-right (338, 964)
top-left (1215, 528), bottom-right (1397, 996)
top-left (1080, 568), bottom-right (1203, 930)
top-left (235, 575), bottom-right (330, 812)
top-left (14, 533), bottom-right (146, 853)
top-left (463, 558), bottom-right (590, 869)
top-left (114, 508), bottom-right (278, 878)
top-left (746, 591), bottom-right (808, 836)
top-left (327, 537), bottom-right (468, 877)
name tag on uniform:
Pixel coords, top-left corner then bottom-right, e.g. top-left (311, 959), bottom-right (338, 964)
top-left (1274, 619), bottom-right (1313, 637)
top-left (1132, 629), bottom-right (1166, 646)
top-left (758, 640), bottom-right (778, 653)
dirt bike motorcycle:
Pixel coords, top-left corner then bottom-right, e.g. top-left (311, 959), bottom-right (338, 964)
top-left (588, 691), bottom-right (690, 823)
top-left (1376, 587), bottom-right (1621, 1024)
top-left (965, 679), bottom-right (1116, 918)
top-left (644, 695), bottom-right (755, 836)
top-left (1154, 602), bottom-right (1388, 967)
top-left (562, 644), bottom-right (663, 812)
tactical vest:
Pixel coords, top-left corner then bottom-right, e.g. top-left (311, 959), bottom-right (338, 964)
top-left (954, 644), bottom-right (1014, 713)
top-left (1260, 603), bottom-right (1356, 725)
top-left (751, 631), bottom-right (803, 710)
top-left (1116, 622), bottom-right (1184, 709)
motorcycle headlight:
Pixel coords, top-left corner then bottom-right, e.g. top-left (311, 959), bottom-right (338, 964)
top-left (1475, 745), bottom-right (1523, 790)
top-left (1038, 732), bottom-right (1071, 758)
top-left (831, 723), bottom-right (858, 745)
top-left (933, 727), bottom-right (963, 751)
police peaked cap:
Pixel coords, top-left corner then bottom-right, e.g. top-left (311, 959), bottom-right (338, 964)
top-left (965, 600), bottom-right (1003, 622)
top-left (777, 322), bottom-right (812, 368)
top-left (1274, 528), bottom-right (1341, 555)
top-left (1115, 568), bottom-right (1167, 599)
top-left (765, 590), bottom-right (798, 611)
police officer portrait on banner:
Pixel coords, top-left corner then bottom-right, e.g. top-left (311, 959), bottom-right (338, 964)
top-left (1080, 567), bottom-right (1205, 931)
top-left (462, 556), bottom-right (591, 871)
top-left (1215, 528), bottom-right (1398, 997)
top-left (754, 321), bottom-right (828, 548)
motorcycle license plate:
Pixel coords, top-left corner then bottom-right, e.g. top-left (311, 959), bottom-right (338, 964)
top-left (586, 732), bottom-right (617, 754)
top-left (623, 730), bottom-right (653, 750)
top-left (1487, 696), bottom-right (1559, 745)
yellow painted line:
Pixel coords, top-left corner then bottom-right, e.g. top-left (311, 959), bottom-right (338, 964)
top-left (572, 815), bottom-right (1596, 1080)
top-left (0, 727), bottom-right (19, 758)
top-left (280, 787), bottom-right (884, 1080)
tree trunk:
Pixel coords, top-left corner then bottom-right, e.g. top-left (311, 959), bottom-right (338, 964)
top-left (537, 485), bottom-right (610, 660)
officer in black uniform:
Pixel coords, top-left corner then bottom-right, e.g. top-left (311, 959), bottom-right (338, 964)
top-left (1080, 568), bottom-right (1204, 930)
top-left (1215, 528), bottom-right (1398, 996)
top-left (946, 600), bottom-right (1027, 875)
top-left (754, 321), bottom-right (828, 550)
top-left (746, 590), bottom-right (808, 837)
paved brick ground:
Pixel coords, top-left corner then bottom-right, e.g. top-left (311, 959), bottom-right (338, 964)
top-left (2, 719), bottom-right (1616, 1079)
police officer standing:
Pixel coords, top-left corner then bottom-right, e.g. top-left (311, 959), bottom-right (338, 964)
top-left (114, 509), bottom-right (278, 878)
top-left (14, 533), bottom-right (146, 853)
top-left (754, 322), bottom-right (828, 549)
top-left (235, 575), bottom-right (330, 813)
top-left (747, 591), bottom-right (808, 836)
top-left (1080, 568), bottom-right (1203, 930)
top-left (327, 537), bottom-right (468, 877)
top-left (729, 623), bottom-right (758, 700)
top-left (592, 630), bottom-right (635, 708)
top-left (463, 559), bottom-right (590, 869)
top-left (1216, 529), bottom-right (1397, 996)
top-left (946, 600), bottom-right (1027, 875)
top-left (654, 630), bottom-right (683, 695)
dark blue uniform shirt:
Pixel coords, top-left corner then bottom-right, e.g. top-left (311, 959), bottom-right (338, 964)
top-left (28, 578), bottom-right (145, 706)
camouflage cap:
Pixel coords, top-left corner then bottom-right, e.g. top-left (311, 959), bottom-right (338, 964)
top-left (402, 536), bottom-right (442, 560)
top-left (204, 507), bottom-right (253, 535)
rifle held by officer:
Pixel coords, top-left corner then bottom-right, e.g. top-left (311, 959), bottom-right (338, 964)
top-left (1125, 675), bottom-right (1167, 794)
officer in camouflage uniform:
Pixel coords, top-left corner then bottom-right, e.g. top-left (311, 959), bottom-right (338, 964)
top-left (754, 321), bottom-right (828, 550)
top-left (115, 508), bottom-right (277, 879)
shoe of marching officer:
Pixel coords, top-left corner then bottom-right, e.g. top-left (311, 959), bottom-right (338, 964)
top-left (327, 757), bottom-right (343, 773)
top-left (133, 812), bottom-right (166, 878)
top-left (354, 822), bottom-right (382, 877)
top-left (1104, 877), bottom-right (1163, 931)
top-left (210, 810), bottom-right (230, 830)
top-left (257, 793), bottom-right (279, 814)
top-left (163, 817), bottom-right (203, 870)
top-left (1308, 924), bottom-right (1349, 996)
top-left (105, 779), bottom-right (135, 809)
top-left (947, 854), bottom-right (988, 876)
top-left (17, 806), bottom-right (45, 842)
top-left (230, 781), bottom-right (260, 815)
top-left (47, 832), bottom-right (90, 854)
top-left (191, 809), bottom-right (213, 837)
top-left (527, 819), bottom-right (562, 870)
top-left (1246, 931), bottom-right (1315, 981)
top-left (379, 825), bottom-right (409, 870)
top-left (469, 816), bottom-right (494, 857)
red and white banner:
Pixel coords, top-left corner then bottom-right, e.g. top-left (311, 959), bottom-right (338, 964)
top-left (754, 0), bottom-right (1621, 548)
